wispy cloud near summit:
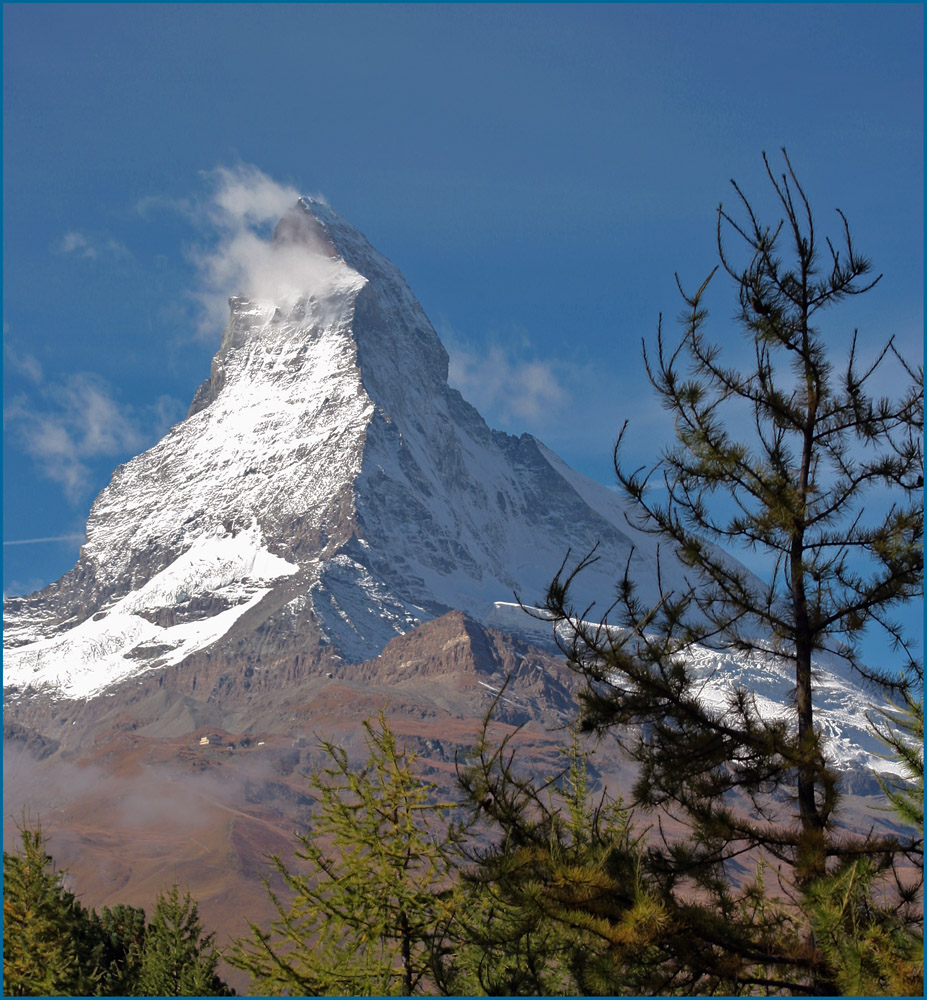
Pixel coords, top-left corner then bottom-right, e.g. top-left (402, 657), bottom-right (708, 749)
top-left (208, 165), bottom-right (301, 230)
top-left (191, 165), bottom-right (342, 338)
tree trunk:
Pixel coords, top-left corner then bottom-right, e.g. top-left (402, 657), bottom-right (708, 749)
top-left (400, 908), bottom-right (412, 996)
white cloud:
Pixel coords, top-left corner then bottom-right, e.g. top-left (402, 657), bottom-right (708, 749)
top-left (134, 165), bottom-right (343, 339)
top-left (448, 341), bottom-right (569, 424)
top-left (440, 318), bottom-right (679, 489)
top-left (190, 165), bottom-right (344, 340)
top-left (208, 164), bottom-right (301, 229)
top-left (5, 374), bottom-right (184, 504)
top-left (58, 231), bottom-right (96, 258)
top-left (3, 342), bottom-right (43, 384)
top-left (55, 231), bottom-right (131, 261)
top-left (134, 193), bottom-right (195, 220)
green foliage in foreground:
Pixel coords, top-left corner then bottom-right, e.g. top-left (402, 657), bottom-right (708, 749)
top-left (3, 700), bottom-right (921, 997)
top-left (136, 882), bottom-right (233, 996)
top-left (3, 819), bottom-right (100, 997)
top-left (446, 723), bottom-right (666, 996)
top-left (807, 856), bottom-right (923, 996)
top-left (537, 149), bottom-right (923, 995)
top-left (2, 819), bottom-right (233, 997)
top-left (230, 712), bottom-right (460, 996)
top-left (231, 704), bottom-right (922, 996)
top-left (870, 688), bottom-right (924, 832)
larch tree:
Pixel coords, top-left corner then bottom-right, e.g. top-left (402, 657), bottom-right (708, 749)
top-left (544, 150), bottom-right (923, 993)
top-left (2, 817), bottom-right (231, 997)
top-left (803, 691), bottom-right (923, 995)
top-left (449, 713), bottom-right (665, 996)
top-left (91, 902), bottom-right (149, 997)
top-left (869, 688), bottom-right (924, 833)
top-left (230, 713), bottom-right (460, 996)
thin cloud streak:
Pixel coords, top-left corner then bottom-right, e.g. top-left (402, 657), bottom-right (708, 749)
top-left (3, 535), bottom-right (86, 547)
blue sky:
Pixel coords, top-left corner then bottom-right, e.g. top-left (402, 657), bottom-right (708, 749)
top-left (3, 3), bottom-right (923, 602)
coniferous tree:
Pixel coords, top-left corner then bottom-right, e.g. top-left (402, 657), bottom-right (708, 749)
top-left (231, 713), bottom-right (459, 996)
top-left (544, 150), bottom-right (923, 993)
top-left (136, 882), bottom-right (233, 996)
top-left (93, 902), bottom-right (148, 996)
top-left (2, 819), bottom-right (101, 996)
top-left (801, 691), bottom-right (924, 995)
top-left (448, 715), bottom-right (666, 996)
top-left (3, 818), bottom-right (230, 997)
top-left (869, 688), bottom-right (924, 833)
top-left (804, 855), bottom-right (923, 996)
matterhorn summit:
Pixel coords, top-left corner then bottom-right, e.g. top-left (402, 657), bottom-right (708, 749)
top-left (4, 198), bottom-right (681, 699)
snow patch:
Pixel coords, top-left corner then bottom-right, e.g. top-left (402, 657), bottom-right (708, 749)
top-left (4, 523), bottom-right (297, 700)
top-left (488, 601), bottom-right (897, 776)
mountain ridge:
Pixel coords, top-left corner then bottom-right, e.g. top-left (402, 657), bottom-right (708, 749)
top-left (2, 199), bottom-right (907, 992)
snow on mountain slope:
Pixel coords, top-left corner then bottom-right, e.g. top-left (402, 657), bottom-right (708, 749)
top-left (5, 521), bottom-right (298, 699)
top-left (487, 601), bottom-right (897, 777)
top-left (686, 642), bottom-right (898, 777)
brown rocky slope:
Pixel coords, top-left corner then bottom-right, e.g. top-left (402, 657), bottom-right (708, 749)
top-left (3, 610), bottom-right (608, 992)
